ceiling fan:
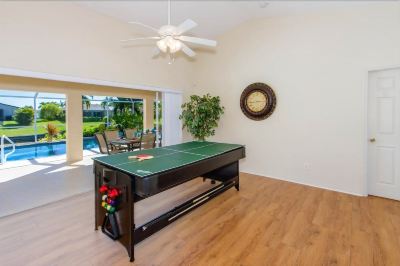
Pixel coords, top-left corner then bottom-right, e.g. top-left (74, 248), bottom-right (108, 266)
top-left (121, 0), bottom-right (217, 62)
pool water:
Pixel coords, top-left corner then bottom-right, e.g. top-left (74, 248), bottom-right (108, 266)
top-left (3, 138), bottom-right (99, 161)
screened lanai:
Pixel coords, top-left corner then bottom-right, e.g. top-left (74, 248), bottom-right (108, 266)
top-left (82, 95), bottom-right (144, 128)
top-left (0, 89), bottom-right (161, 164)
top-left (0, 90), bottom-right (66, 142)
top-left (81, 94), bottom-right (161, 141)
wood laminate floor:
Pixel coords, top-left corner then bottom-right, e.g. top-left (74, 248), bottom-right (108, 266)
top-left (1, 173), bottom-right (400, 266)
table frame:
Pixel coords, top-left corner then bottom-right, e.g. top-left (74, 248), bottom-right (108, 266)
top-left (94, 146), bottom-right (245, 262)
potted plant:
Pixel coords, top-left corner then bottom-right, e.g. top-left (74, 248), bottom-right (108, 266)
top-left (180, 94), bottom-right (224, 141)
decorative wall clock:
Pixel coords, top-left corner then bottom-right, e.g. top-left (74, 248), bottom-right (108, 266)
top-left (240, 82), bottom-right (276, 120)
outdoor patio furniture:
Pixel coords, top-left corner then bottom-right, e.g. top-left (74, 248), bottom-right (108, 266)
top-left (94, 133), bottom-right (122, 155)
top-left (110, 138), bottom-right (141, 152)
top-left (139, 132), bottom-right (156, 150)
top-left (94, 133), bottom-right (109, 154)
top-left (103, 130), bottom-right (127, 153)
top-left (150, 128), bottom-right (162, 147)
top-left (123, 128), bottom-right (138, 140)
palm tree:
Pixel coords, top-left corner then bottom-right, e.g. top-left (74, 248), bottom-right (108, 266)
top-left (112, 97), bottom-right (133, 115)
top-left (101, 96), bottom-right (112, 110)
top-left (82, 95), bottom-right (92, 110)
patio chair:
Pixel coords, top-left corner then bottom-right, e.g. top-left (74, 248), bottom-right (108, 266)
top-left (124, 128), bottom-right (137, 140)
top-left (94, 133), bottom-right (110, 154)
top-left (103, 130), bottom-right (126, 153)
top-left (104, 130), bottom-right (119, 143)
top-left (122, 128), bottom-right (141, 151)
top-left (140, 132), bottom-right (156, 150)
top-left (157, 130), bottom-right (162, 147)
top-left (95, 133), bottom-right (125, 155)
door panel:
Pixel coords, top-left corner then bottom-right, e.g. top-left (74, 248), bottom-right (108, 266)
top-left (368, 68), bottom-right (400, 200)
top-left (377, 97), bottom-right (394, 133)
top-left (376, 147), bottom-right (395, 184)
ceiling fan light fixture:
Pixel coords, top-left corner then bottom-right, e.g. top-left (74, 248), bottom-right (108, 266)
top-left (123, 0), bottom-right (216, 61)
top-left (168, 39), bottom-right (182, 53)
top-left (156, 39), bottom-right (168, 53)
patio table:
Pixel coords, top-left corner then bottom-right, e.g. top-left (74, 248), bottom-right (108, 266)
top-left (110, 138), bottom-right (140, 152)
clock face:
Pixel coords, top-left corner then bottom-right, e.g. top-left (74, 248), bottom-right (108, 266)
top-left (240, 83), bottom-right (276, 121)
top-left (246, 91), bottom-right (268, 113)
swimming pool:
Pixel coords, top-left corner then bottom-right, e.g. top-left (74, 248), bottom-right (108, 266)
top-left (3, 138), bottom-right (99, 161)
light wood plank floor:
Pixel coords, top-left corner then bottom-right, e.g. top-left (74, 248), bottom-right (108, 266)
top-left (1, 173), bottom-right (400, 266)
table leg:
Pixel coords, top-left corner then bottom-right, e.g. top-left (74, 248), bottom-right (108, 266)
top-left (235, 164), bottom-right (240, 191)
top-left (129, 227), bottom-right (135, 262)
top-left (94, 165), bottom-right (98, 230)
top-left (130, 197), bottom-right (135, 262)
top-left (235, 176), bottom-right (240, 191)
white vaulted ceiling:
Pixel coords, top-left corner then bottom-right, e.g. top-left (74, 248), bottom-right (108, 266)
top-left (78, 1), bottom-right (381, 38)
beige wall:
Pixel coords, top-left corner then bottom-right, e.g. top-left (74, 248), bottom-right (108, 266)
top-left (2, 1), bottom-right (400, 195)
top-left (0, 75), bottom-right (156, 98)
top-left (0, 1), bottom-right (193, 91)
top-left (187, 3), bottom-right (400, 195)
top-left (66, 92), bottom-right (83, 161)
top-left (0, 75), bottom-right (156, 161)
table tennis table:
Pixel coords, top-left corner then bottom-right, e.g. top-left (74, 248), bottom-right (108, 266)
top-left (93, 141), bottom-right (245, 262)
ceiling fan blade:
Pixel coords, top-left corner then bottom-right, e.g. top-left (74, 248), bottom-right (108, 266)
top-left (178, 36), bottom-right (217, 47)
top-left (176, 19), bottom-right (198, 35)
top-left (128, 21), bottom-right (159, 33)
top-left (120, 37), bottom-right (160, 42)
top-left (180, 42), bottom-right (196, 57)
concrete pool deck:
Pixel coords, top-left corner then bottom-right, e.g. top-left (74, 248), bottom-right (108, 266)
top-left (0, 150), bottom-right (103, 217)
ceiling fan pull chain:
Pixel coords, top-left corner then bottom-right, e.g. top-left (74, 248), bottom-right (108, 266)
top-left (168, 53), bottom-right (175, 65)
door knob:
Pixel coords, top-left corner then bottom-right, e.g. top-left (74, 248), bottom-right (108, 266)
top-left (370, 138), bottom-right (376, 143)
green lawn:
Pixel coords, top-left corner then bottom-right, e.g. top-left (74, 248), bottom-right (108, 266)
top-left (0, 120), bottom-right (103, 137)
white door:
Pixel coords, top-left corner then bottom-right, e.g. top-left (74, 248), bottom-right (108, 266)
top-left (162, 92), bottom-right (182, 146)
top-left (368, 68), bottom-right (400, 200)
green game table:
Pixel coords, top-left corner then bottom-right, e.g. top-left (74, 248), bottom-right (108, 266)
top-left (93, 141), bottom-right (246, 262)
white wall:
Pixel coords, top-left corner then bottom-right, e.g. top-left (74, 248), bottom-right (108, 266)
top-left (0, 1), bottom-right (192, 90)
top-left (187, 3), bottom-right (400, 195)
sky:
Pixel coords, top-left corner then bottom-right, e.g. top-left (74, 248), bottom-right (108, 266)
top-left (0, 90), bottom-right (66, 107)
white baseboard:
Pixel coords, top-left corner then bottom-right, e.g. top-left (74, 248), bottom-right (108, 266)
top-left (240, 170), bottom-right (367, 197)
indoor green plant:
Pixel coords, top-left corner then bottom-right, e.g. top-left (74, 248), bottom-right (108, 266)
top-left (179, 94), bottom-right (224, 141)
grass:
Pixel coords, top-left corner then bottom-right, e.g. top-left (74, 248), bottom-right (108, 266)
top-left (0, 120), bottom-right (103, 137)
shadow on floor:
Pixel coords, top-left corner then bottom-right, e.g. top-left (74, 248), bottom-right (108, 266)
top-left (0, 157), bottom-right (94, 217)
